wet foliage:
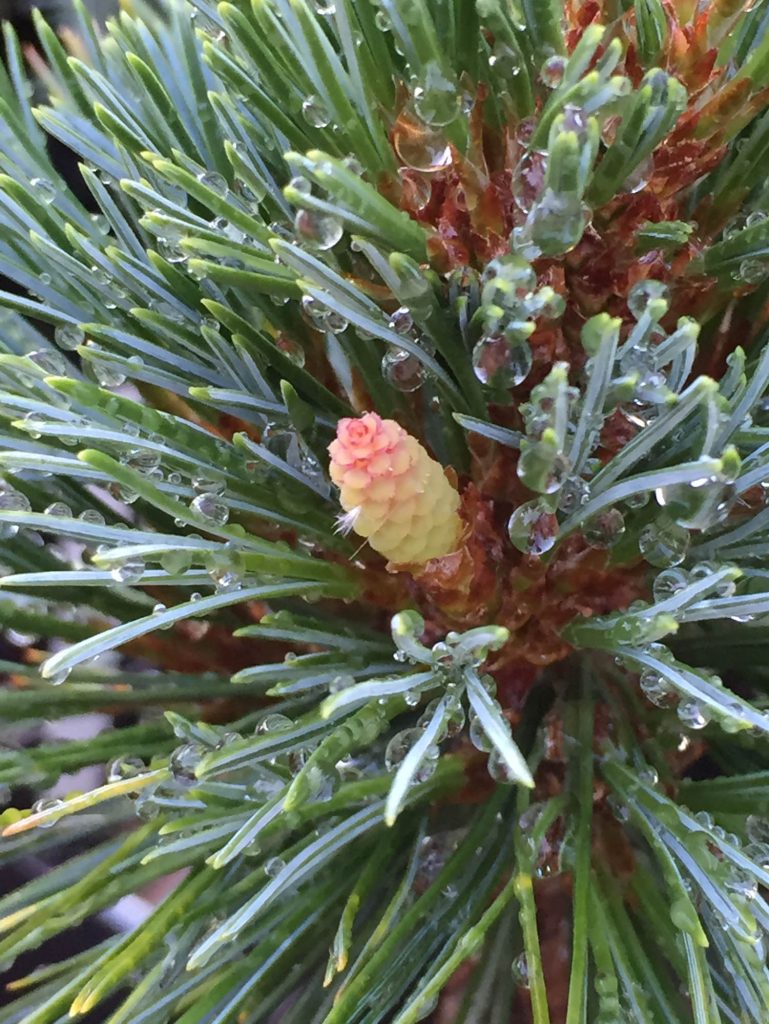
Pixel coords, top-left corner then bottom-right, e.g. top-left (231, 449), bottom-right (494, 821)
top-left (2, 0), bottom-right (769, 1021)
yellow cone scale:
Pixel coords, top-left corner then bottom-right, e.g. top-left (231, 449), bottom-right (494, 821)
top-left (328, 412), bottom-right (462, 565)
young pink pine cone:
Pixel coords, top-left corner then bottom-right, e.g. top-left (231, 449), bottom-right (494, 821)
top-left (328, 412), bottom-right (463, 565)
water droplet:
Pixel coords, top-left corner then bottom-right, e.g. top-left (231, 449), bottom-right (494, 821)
top-left (28, 349), bottom-right (67, 374)
top-left (257, 713), bottom-right (293, 734)
top-left (381, 346), bottom-right (425, 391)
top-left (388, 306), bottom-right (415, 335)
top-left (312, 0), bottom-right (336, 15)
top-left (110, 556), bottom-right (145, 584)
top-left (508, 500), bottom-right (559, 556)
top-left (652, 568), bottom-right (688, 602)
top-left (192, 476), bottom-right (225, 496)
top-left (30, 177), bottom-right (57, 204)
top-left (209, 565), bottom-right (242, 592)
top-left (289, 175), bottom-right (312, 197)
top-left (329, 674), bottom-right (355, 693)
top-left (294, 209), bottom-right (343, 249)
top-left (90, 212), bottom-right (110, 234)
top-left (443, 701), bottom-right (466, 738)
top-left (264, 856), bottom-right (286, 877)
top-left (302, 94), bottom-right (331, 128)
top-left (123, 448), bottom-right (161, 474)
top-left (188, 261), bottom-right (209, 282)
top-left (639, 766), bottom-right (659, 787)
top-left (385, 728), bottom-right (423, 772)
top-left (393, 113), bottom-right (452, 173)
top-left (487, 747), bottom-right (517, 783)
top-left (109, 483), bottom-right (138, 507)
top-left (303, 765), bottom-right (336, 801)
top-left (374, 8), bottom-right (389, 30)
top-left (301, 293), bottom-right (330, 330)
top-left (79, 509), bottom-right (106, 525)
top-left (638, 520), bottom-right (689, 568)
top-left (31, 797), bottom-right (64, 826)
top-left (57, 418), bottom-right (86, 447)
top-left (745, 840), bottom-right (769, 872)
top-left (160, 549), bottom-right (192, 574)
top-left (153, 602), bottom-right (167, 615)
top-left (18, 414), bottom-right (41, 442)
top-left (518, 447), bottom-right (570, 495)
top-left (747, 816), bottom-right (769, 845)
top-left (583, 508), bottom-right (625, 547)
top-left (512, 151), bottom-right (547, 214)
top-left (737, 257), bottom-right (769, 284)
top-left (91, 358), bottom-right (126, 388)
top-left (398, 168), bottom-right (432, 211)
top-left (276, 333), bottom-right (306, 367)
top-left (417, 697), bottom-right (455, 738)
top-left (262, 424), bottom-right (298, 464)
top-left (693, 810), bottom-right (714, 831)
top-left (472, 330), bottom-right (532, 388)
top-left (412, 61), bottom-right (459, 127)
top-left (677, 700), bottom-right (711, 731)
top-left (468, 713), bottom-right (492, 752)
top-left (726, 869), bottom-right (758, 900)
top-left (324, 307), bottom-right (348, 334)
top-left (624, 490), bottom-right (649, 511)
top-left (539, 54), bottom-right (566, 88)
top-left (0, 488), bottom-right (31, 539)
top-left (627, 279), bottom-right (670, 319)
top-left (44, 501), bottom-right (72, 517)
top-left (558, 476), bottom-right (590, 514)
top-left (526, 188), bottom-right (590, 256)
top-left (157, 238), bottom-right (188, 264)
top-left (481, 674), bottom-right (498, 696)
top-left (623, 155), bottom-right (653, 194)
top-left (294, 445), bottom-right (329, 495)
top-left (170, 742), bottom-right (204, 781)
top-left (481, 253), bottom-right (537, 307)
top-left (196, 171), bottom-right (228, 196)
top-left (134, 794), bottom-right (161, 821)
top-left (511, 951), bottom-right (530, 987)
top-left (107, 755), bottom-right (145, 782)
top-left (746, 210), bottom-right (768, 228)
top-left (54, 324), bottom-right (85, 351)
top-left (236, 179), bottom-right (266, 209)
top-left (528, 286), bottom-right (566, 320)
top-left (655, 471), bottom-right (729, 528)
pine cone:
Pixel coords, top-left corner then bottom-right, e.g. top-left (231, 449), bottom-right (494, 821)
top-left (329, 412), bottom-right (462, 565)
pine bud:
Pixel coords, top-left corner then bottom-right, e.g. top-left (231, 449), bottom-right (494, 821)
top-left (328, 412), bottom-right (462, 565)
